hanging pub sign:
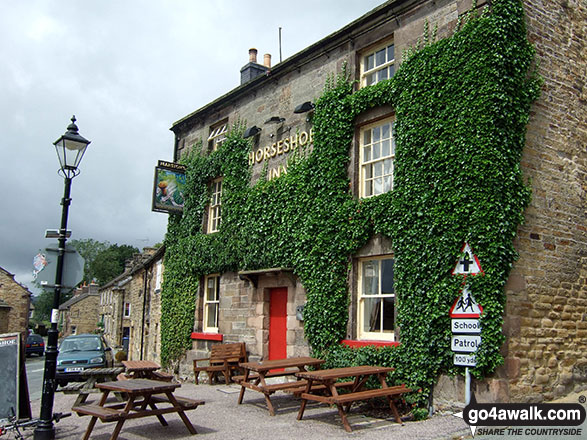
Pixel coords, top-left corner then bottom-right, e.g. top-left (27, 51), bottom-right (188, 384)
top-left (152, 160), bottom-right (187, 214)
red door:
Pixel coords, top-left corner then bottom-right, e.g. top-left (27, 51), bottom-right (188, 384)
top-left (269, 287), bottom-right (288, 361)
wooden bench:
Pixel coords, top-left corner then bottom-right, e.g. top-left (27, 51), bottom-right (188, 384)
top-left (327, 384), bottom-right (411, 405)
top-left (72, 404), bottom-right (125, 422)
top-left (150, 395), bottom-right (205, 410)
top-left (193, 342), bottom-right (247, 384)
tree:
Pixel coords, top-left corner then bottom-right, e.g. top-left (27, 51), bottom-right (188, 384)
top-left (92, 244), bottom-right (139, 285)
top-left (69, 238), bottom-right (110, 284)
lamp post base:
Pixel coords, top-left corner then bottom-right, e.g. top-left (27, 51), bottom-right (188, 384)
top-left (33, 421), bottom-right (55, 440)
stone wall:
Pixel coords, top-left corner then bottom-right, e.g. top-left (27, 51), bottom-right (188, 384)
top-left (434, 0), bottom-right (586, 406)
top-left (0, 267), bottom-right (31, 337)
top-left (500, 0), bottom-right (587, 402)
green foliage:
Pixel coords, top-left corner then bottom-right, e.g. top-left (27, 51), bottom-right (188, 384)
top-left (69, 239), bottom-right (140, 285)
top-left (69, 238), bottom-right (110, 284)
top-left (161, 0), bottom-right (540, 403)
top-left (91, 244), bottom-right (139, 285)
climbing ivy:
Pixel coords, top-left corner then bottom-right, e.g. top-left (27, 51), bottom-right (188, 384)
top-left (161, 0), bottom-right (540, 401)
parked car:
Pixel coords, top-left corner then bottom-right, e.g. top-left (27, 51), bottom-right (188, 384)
top-left (25, 333), bottom-right (45, 357)
top-left (55, 334), bottom-right (113, 386)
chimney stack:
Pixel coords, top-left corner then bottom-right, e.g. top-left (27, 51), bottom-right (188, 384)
top-left (264, 53), bottom-right (271, 68)
top-left (249, 48), bottom-right (258, 63)
top-left (240, 48), bottom-right (270, 85)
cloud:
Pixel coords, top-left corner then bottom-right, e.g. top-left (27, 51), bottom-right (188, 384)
top-left (0, 0), bottom-right (384, 294)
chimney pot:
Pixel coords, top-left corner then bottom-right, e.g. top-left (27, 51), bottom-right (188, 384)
top-left (264, 53), bottom-right (271, 68)
top-left (249, 48), bottom-right (258, 63)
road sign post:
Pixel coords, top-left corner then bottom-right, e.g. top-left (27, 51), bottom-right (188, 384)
top-left (450, 242), bottom-right (485, 405)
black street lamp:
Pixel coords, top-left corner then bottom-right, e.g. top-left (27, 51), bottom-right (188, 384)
top-left (34, 116), bottom-right (90, 440)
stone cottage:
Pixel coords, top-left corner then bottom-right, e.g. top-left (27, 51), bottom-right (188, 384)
top-left (100, 247), bottom-right (165, 363)
top-left (0, 266), bottom-right (32, 336)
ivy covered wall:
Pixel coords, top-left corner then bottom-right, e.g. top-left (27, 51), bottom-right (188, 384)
top-left (161, 0), bottom-right (540, 399)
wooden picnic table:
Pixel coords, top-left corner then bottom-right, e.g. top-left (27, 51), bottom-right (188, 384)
top-left (237, 356), bottom-right (325, 416)
top-left (72, 378), bottom-right (204, 440)
top-left (122, 360), bottom-right (160, 378)
top-left (296, 365), bottom-right (411, 432)
top-left (58, 367), bottom-right (125, 406)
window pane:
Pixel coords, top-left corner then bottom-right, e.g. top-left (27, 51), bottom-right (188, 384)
top-left (373, 161), bottom-right (383, 177)
top-left (374, 177), bottom-right (383, 195)
top-left (388, 64), bottom-right (395, 79)
top-left (207, 281), bottom-right (216, 300)
top-left (362, 260), bottom-right (379, 295)
top-left (363, 130), bottom-right (371, 145)
top-left (373, 126), bottom-right (381, 142)
top-left (366, 73), bottom-right (376, 86)
top-left (382, 140), bottom-right (390, 157)
top-left (384, 176), bottom-right (392, 192)
top-left (363, 145), bottom-right (371, 162)
top-left (375, 48), bottom-right (386, 66)
top-left (382, 297), bottom-right (395, 331)
top-left (387, 44), bottom-right (395, 61)
top-left (364, 180), bottom-right (372, 197)
top-left (365, 54), bottom-right (374, 71)
top-left (384, 158), bottom-right (392, 174)
top-left (364, 164), bottom-right (372, 179)
top-left (381, 259), bottom-right (395, 294)
top-left (373, 143), bottom-right (381, 160)
top-left (382, 123), bottom-right (390, 140)
top-left (378, 69), bottom-right (388, 82)
top-left (206, 304), bottom-right (218, 328)
top-left (363, 298), bottom-right (381, 332)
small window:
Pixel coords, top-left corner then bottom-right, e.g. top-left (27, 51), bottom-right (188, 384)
top-left (124, 302), bottom-right (131, 318)
top-left (360, 41), bottom-right (395, 88)
top-left (208, 121), bottom-right (228, 151)
top-left (203, 275), bottom-right (220, 333)
top-left (357, 257), bottom-right (396, 340)
top-left (359, 118), bottom-right (396, 198)
top-left (208, 178), bottom-right (222, 233)
top-left (155, 261), bottom-right (163, 293)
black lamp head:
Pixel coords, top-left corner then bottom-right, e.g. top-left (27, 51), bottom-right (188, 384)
top-left (294, 101), bottom-right (315, 114)
top-left (264, 116), bottom-right (285, 124)
top-left (243, 125), bottom-right (262, 138)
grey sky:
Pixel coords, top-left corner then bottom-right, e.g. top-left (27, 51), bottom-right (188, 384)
top-left (1, 0), bottom-right (384, 294)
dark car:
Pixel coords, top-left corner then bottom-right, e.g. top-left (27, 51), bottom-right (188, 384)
top-left (55, 334), bottom-right (113, 386)
top-left (25, 334), bottom-right (45, 357)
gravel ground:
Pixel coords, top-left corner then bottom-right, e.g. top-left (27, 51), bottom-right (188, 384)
top-left (26, 381), bottom-right (471, 440)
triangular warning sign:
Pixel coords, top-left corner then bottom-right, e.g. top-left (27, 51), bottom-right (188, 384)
top-left (452, 242), bottom-right (483, 276)
top-left (450, 286), bottom-right (483, 318)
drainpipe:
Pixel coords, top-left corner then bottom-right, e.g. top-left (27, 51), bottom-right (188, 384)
top-left (140, 268), bottom-right (148, 360)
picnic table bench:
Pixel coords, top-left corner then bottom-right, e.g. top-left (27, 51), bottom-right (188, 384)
top-left (121, 360), bottom-right (174, 381)
top-left (72, 378), bottom-right (204, 440)
top-left (237, 356), bottom-right (325, 416)
top-left (57, 367), bottom-right (125, 406)
top-left (296, 365), bottom-right (411, 432)
top-left (193, 342), bottom-right (247, 384)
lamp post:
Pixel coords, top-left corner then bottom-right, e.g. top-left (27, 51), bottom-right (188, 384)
top-left (34, 116), bottom-right (90, 440)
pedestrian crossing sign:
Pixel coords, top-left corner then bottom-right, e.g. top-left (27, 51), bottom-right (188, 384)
top-left (450, 286), bottom-right (483, 318)
top-left (451, 242), bottom-right (483, 276)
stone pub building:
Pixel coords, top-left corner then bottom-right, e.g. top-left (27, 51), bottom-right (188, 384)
top-left (166, 0), bottom-right (585, 405)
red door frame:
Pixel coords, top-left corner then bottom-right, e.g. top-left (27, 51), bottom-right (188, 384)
top-left (269, 287), bottom-right (288, 361)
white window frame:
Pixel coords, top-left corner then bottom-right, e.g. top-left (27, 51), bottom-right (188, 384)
top-left (207, 122), bottom-right (227, 151)
top-left (124, 302), bottom-right (131, 318)
top-left (208, 178), bottom-right (222, 233)
top-left (357, 257), bottom-right (396, 341)
top-left (360, 40), bottom-right (395, 88)
top-left (203, 275), bottom-right (220, 333)
top-left (359, 118), bottom-right (396, 198)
